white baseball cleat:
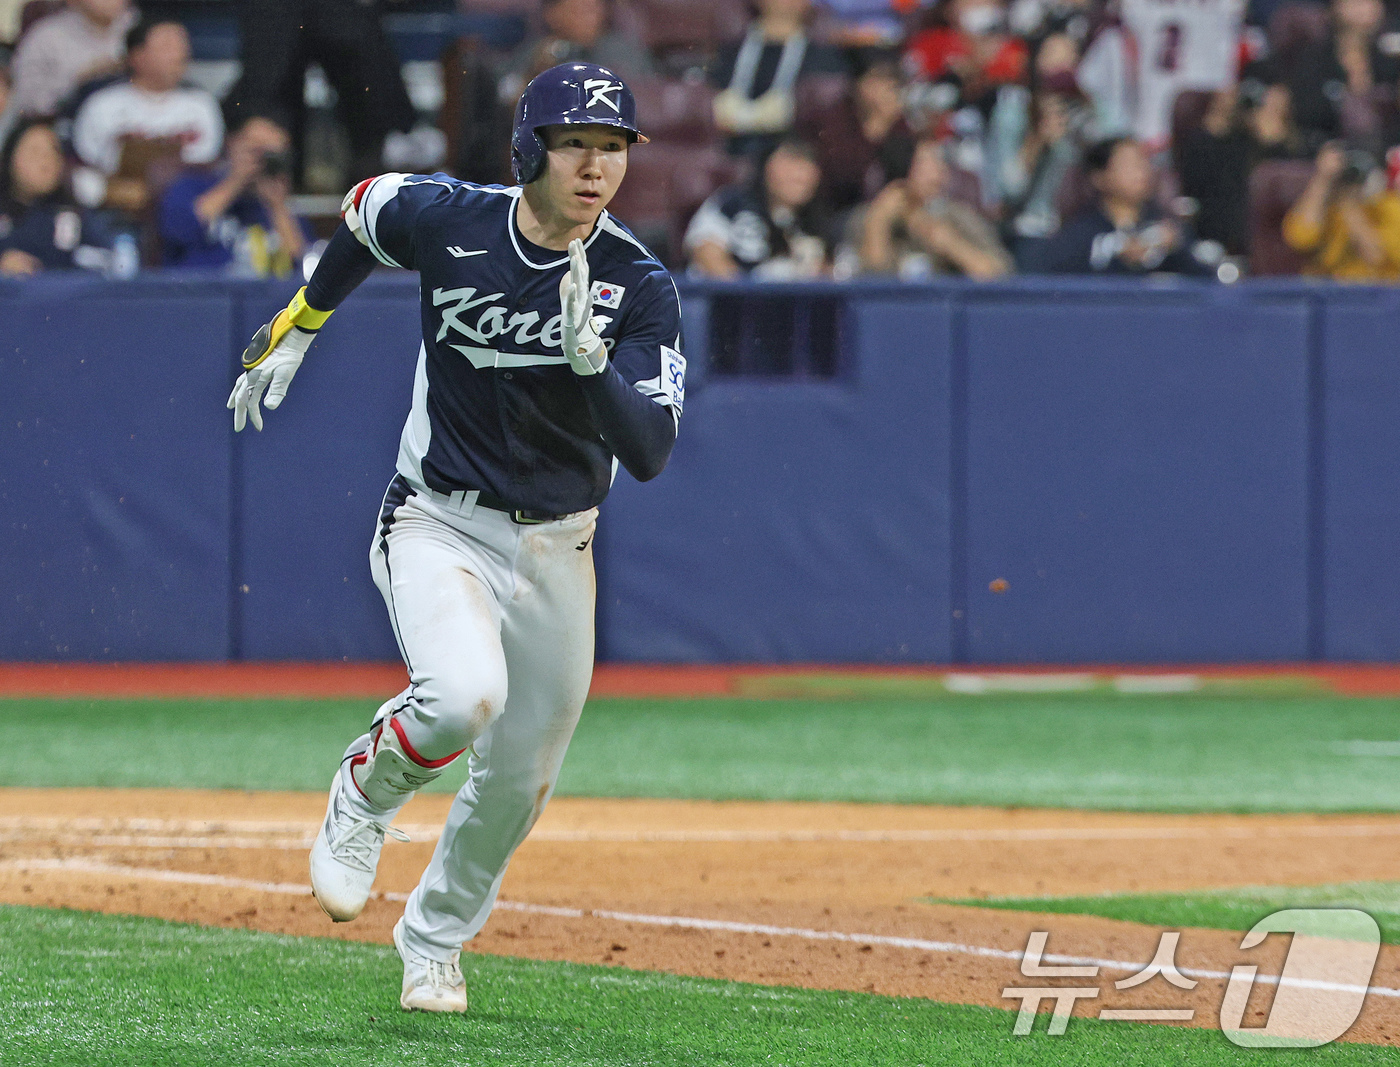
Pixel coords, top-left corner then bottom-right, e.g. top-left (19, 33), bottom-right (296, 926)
top-left (308, 770), bottom-right (408, 922)
top-left (394, 918), bottom-right (469, 1013)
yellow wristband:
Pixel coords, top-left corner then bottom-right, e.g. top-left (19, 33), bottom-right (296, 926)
top-left (242, 287), bottom-right (333, 369)
top-left (287, 286), bottom-right (333, 330)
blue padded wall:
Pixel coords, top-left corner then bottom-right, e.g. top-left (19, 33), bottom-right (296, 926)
top-left (1322, 288), bottom-right (1400, 660)
top-left (0, 278), bottom-right (233, 658)
top-left (961, 287), bottom-right (1312, 662)
top-left (600, 293), bottom-right (956, 662)
top-left (4, 276), bottom-right (1400, 663)
top-left (234, 277), bottom-right (419, 660)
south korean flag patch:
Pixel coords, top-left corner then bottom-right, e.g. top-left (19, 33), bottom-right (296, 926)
top-left (590, 281), bottom-right (625, 309)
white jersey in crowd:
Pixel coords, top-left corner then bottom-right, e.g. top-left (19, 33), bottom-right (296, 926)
top-left (73, 82), bottom-right (225, 175)
top-left (1078, 0), bottom-right (1243, 148)
top-left (1122, 0), bottom-right (1244, 147)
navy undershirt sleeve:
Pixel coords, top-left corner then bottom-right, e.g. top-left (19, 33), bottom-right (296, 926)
top-left (577, 363), bottom-right (677, 482)
top-left (304, 223), bottom-right (378, 311)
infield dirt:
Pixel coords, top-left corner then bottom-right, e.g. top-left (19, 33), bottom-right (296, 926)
top-left (3, 788), bottom-right (1399, 1045)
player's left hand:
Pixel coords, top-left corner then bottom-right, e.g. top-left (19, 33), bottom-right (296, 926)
top-left (228, 286), bottom-right (332, 431)
top-left (558, 238), bottom-right (607, 376)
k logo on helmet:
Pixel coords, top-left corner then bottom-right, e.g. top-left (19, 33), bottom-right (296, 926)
top-left (585, 79), bottom-right (623, 112)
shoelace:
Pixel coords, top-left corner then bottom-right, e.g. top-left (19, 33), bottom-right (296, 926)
top-left (414, 956), bottom-right (464, 993)
top-left (326, 813), bottom-right (410, 873)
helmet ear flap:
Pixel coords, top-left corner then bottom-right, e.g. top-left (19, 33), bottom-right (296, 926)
top-left (510, 125), bottom-right (548, 185)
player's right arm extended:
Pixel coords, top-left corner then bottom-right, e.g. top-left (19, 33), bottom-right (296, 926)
top-left (226, 220), bottom-right (378, 431)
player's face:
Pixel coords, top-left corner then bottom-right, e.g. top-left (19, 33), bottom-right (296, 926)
top-left (538, 124), bottom-right (629, 225)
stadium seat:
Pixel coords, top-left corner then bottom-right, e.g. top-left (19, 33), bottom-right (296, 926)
top-left (631, 76), bottom-right (718, 144)
top-left (1267, 1), bottom-right (1330, 79)
top-left (1169, 90), bottom-right (1215, 173)
top-left (618, 0), bottom-right (748, 64)
top-left (608, 143), bottom-right (745, 265)
top-left (460, 0), bottom-right (541, 17)
top-left (794, 74), bottom-right (852, 129)
top-left (1248, 158), bottom-right (1314, 275)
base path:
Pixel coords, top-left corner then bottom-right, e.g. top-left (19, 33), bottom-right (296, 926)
top-left (2, 788), bottom-right (1398, 1045)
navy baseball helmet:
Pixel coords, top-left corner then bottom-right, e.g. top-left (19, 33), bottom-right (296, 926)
top-left (511, 62), bottom-right (648, 185)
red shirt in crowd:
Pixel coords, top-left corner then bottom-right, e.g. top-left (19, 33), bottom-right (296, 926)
top-left (905, 27), bottom-right (1028, 92)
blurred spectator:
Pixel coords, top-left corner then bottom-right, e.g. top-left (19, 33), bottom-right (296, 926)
top-left (984, 53), bottom-right (1088, 242)
top-left (1076, 12), bottom-right (1134, 138)
top-left (1282, 140), bottom-right (1400, 278)
top-left (800, 52), bottom-right (916, 213)
top-left (1288, 0), bottom-right (1399, 147)
top-left (818, 0), bottom-right (913, 45)
top-left (9, 0), bottom-right (133, 118)
top-left (711, 0), bottom-right (850, 160)
top-left (904, 0), bottom-right (1029, 109)
top-left (158, 116), bottom-right (309, 277)
top-left (1008, 0), bottom-right (1094, 45)
top-left (1176, 82), bottom-right (1306, 255)
top-left (499, 0), bottom-right (653, 105)
top-left (225, 0), bottom-right (438, 185)
top-left (853, 135), bottom-right (1011, 277)
top-left (1078, 0), bottom-right (1242, 148)
top-left (0, 54), bottom-right (12, 148)
top-left (1040, 137), bottom-right (1215, 273)
top-left (1126, 0), bottom-right (1242, 149)
top-left (0, 0), bottom-right (24, 45)
top-left (0, 118), bottom-right (114, 276)
top-left (73, 22), bottom-right (223, 176)
top-left (684, 136), bottom-right (829, 278)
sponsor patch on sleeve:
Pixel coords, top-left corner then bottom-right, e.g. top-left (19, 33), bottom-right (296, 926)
top-left (661, 345), bottom-right (685, 410)
top-left (590, 281), bottom-right (625, 309)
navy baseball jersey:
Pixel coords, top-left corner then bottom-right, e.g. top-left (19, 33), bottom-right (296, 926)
top-left (355, 172), bottom-right (684, 514)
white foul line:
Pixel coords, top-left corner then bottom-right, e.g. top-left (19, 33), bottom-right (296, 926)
top-left (6, 816), bottom-right (1400, 845)
top-left (3, 857), bottom-right (1398, 1001)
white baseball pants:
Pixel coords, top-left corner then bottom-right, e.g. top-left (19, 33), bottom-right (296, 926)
top-left (354, 477), bottom-right (597, 962)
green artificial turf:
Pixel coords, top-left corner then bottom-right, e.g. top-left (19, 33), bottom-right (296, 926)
top-left (3, 692), bottom-right (1400, 811)
top-left (0, 905), bottom-right (1390, 1066)
top-left (936, 881), bottom-right (1400, 945)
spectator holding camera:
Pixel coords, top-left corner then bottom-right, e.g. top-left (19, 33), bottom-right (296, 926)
top-left (983, 42), bottom-right (1088, 244)
top-left (855, 135), bottom-right (1011, 278)
top-left (0, 118), bottom-right (114, 276)
top-left (800, 53), bottom-right (916, 215)
top-left (158, 115), bottom-right (308, 276)
top-left (1283, 141), bottom-right (1400, 279)
top-left (1176, 81), bottom-right (1308, 257)
top-left (1040, 137), bottom-right (1214, 274)
top-left (1288, 0), bottom-right (1399, 147)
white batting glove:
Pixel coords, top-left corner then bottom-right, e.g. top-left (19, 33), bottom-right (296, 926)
top-left (558, 238), bottom-right (606, 376)
top-left (227, 287), bottom-right (332, 431)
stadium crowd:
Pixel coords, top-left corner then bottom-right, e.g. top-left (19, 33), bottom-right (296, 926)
top-left (2, 0), bottom-right (1400, 282)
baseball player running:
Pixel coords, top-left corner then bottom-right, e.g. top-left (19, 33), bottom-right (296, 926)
top-left (227, 63), bottom-right (684, 1012)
